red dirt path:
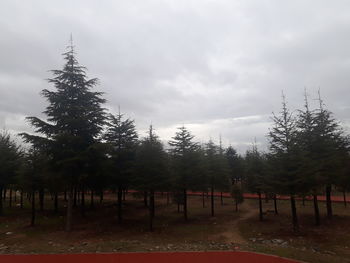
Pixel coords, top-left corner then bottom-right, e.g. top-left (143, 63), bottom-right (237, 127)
top-left (0, 251), bottom-right (300, 263)
top-left (186, 191), bottom-right (347, 203)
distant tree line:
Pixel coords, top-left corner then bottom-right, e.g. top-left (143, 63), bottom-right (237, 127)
top-left (0, 43), bottom-right (349, 232)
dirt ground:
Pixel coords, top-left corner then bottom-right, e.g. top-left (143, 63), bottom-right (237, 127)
top-left (1, 192), bottom-right (350, 263)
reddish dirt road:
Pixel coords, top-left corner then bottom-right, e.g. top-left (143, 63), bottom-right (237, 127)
top-left (0, 251), bottom-right (300, 263)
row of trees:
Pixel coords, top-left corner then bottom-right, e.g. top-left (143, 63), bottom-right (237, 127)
top-left (246, 92), bottom-right (349, 231)
top-left (0, 43), bottom-right (234, 232)
top-left (0, 43), bottom-right (349, 233)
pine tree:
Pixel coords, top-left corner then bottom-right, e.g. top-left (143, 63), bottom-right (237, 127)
top-left (21, 40), bottom-right (106, 231)
top-left (169, 126), bottom-right (200, 221)
top-left (104, 111), bottom-right (138, 224)
top-left (226, 146), bottom-right (245, 184)
top-left (296, 91), bottom-right (321, 225)
top-left (244, 143), bottom-right (266, 221)
top-left (18, 147), bottom-right (48, 226)
top-left (135, 125), bottom-right (168, 231)
top-left (205, 139), bottom-right (229, 216)
top-left (313, 92), bottom-right (348, 220)
top-left (268, 93), bottom-right (301, 231)
top-left (0, 131), bottom-right (22, 215)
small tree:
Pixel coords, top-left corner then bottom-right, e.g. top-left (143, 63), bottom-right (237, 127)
top-left (18, 147), bottom-right (48, 226)
top-left (245, 144), bottom-right (266, 221)
top-left (226, 146), bottom-right (245, 185)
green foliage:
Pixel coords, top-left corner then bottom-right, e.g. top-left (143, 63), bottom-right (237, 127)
top-left (20, 43), bottom-right (107, 186)
top-left (244, 144), bottom-right (267, 193)
top-left (0, 131), bottom-right (22, 188)
top-left (205, 140), bottom-right (230, 192)
top-left (226, 146), bottom-right (245, 184)
top-left (104, 112), bottom-right (138, 189)
top-left (134, 126), bottom-right (168, 191)
top-left (169, 126), bottom-right (202, 190)
top-left (18, 147), bottom-right (48, 192)
top-left (268, 94), bottom-right (303, 195)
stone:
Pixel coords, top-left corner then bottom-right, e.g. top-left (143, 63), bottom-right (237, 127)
top-left (271, 239), bottom-right (284, 244)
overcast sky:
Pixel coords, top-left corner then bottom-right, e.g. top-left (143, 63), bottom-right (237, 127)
top-left (1, 0), bottom-right (349, 153)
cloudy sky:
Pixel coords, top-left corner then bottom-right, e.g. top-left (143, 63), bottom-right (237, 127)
top-left (1, 0), bottom-right (349, 153)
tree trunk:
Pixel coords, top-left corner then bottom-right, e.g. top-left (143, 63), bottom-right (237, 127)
top-left (9, 188), bottom-right (12, 208)
top-left (258, 191), bottom-right (263, 221)
top-left (99, 190), bottom-right (103, 203)
top-left (326, 185), bottom-right (333, 220)
top-left (202, 192), bottom-right (205, 208)
top-left (54, 192), bottom-right (58, 213)
top-left (211, 186), bottom-right (214, 217)
top-left (39, 189), bottom-right (44, 212)
top-left (117, 187), bottom-right (123, 224)
top-left (3, 188), bottom-right (6, 200)
top-left (30, 190), bottom-right (35, 227)
top-left (273, 194), bottom-right (278, 215)
top-left (183, 188), bottom-right (188, 221)
top-left (149, 189), bottom-right (155, 232)
top-left (220, 192), bottom-right (224, 205)
top-left (14, 190), bottom-right (17, 202)
top-left (143, 191), bottom-right (148, 207)
top-left (0, 186), bottom-right (3, 216)
top-left (123, 190), bottom-right (126, 201)
top-left (73, 187), bottom-right (77, 208)
top-left (90, 190), bottom-right (94, 208)
top-left (81, 186), bottom-right (85, 217)
top-left (20, 190), bottom-right (24, 209)
top-left (313, 194), bottom-right (320, 226)
top-left (65, 188), bottom-right (73, 232)
top-left (290, 195), bottom-right (299, 232)
top-left (343, 191), bottom-right (347, 207)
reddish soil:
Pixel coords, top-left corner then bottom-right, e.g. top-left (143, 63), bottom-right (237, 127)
top-left (0, 251), bottom-right (300, 263)
top-left (186, 191), bottom-right (347, 203)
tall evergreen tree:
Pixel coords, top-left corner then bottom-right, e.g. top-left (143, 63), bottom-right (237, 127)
top-left (205, 139), bottom-right (229, 216)
top-left (313, 92), bottom-right (349, 220)
top-left (268, 93), bottom-right (301, 231)
top-left (135, 125), bottom-right (168, 231)
top-left (104, 111), bottom-right (138, 224)
top-left (21, 40), bottom-right (106, 231)
top-left (296, 91), bottom-right (322, 225)
top-left (169, 126), bottom-right (200, 221)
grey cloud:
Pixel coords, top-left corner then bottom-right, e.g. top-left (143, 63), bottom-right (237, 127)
top-left (0, 0), bottom-right (349, 153)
